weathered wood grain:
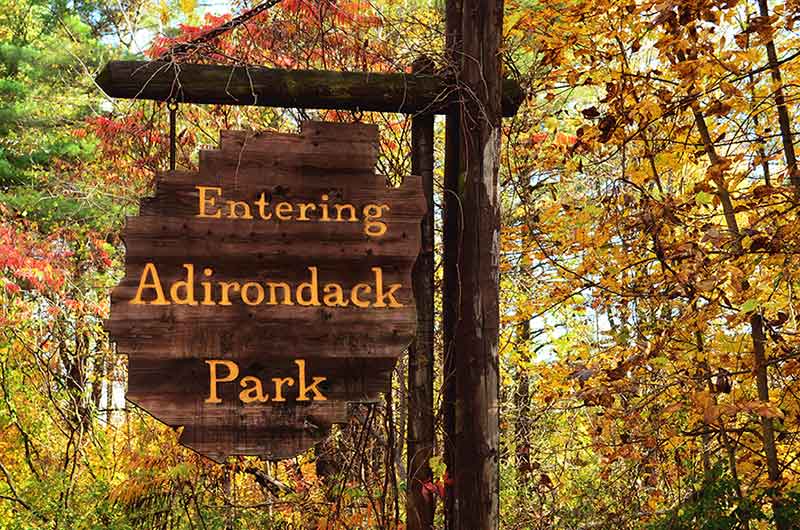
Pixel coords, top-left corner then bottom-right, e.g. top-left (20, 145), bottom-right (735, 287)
top-left (107, 121), bottom-right (424, 460)
top-left (95, 60), bottom-right (525, 117)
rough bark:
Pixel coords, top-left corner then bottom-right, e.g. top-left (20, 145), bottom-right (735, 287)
top-left (95, 61), bottom-right (523, 117)
top-left (407, 57), bottom-right (436, 530)
top-left (442, 1), bottom-right (463, 527)
top-left (442, 110), bottom-right (460, 528)
top-left (451, 0), bottom-right (504, 527)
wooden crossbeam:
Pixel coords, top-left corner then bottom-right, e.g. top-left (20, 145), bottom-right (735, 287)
top-left (96, 61), bottom-right (524, 117)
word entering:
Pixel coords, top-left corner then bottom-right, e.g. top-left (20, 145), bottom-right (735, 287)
top-left (196, 186), bottom-right (390, 237)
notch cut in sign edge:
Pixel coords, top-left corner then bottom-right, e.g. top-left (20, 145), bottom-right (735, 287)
top-left (108, 120), bottom-right (424, 463)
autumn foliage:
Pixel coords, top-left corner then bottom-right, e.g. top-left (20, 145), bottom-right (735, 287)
top-left (1, 0), bottom-right (800, 528)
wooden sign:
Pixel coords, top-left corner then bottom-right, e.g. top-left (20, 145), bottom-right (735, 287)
top-left (107, 121), bottom-right (425, 462)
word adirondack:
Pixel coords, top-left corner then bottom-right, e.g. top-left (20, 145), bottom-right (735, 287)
top-left (107, 121), bottom-right (425, 462)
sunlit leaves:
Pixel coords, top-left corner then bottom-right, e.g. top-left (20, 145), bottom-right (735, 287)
top-left (500, 0), bottom-right (800, 526)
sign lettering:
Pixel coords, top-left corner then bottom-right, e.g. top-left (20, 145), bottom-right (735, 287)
top-left (107, 122), bottom-right (425, 461)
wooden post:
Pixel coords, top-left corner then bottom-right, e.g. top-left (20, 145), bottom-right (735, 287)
top-left (167, 102), bottom-right (177, 171)
top-left (407, 57), bottom-right (436, 530)
top-left (441, 109), bottom-right (460, 530)
top-left (442, 2), bottom-right (463, 528)
top-left (95, 61), bottom-right (523, 117)
top-left (452, 0), bottom-right (504, 528)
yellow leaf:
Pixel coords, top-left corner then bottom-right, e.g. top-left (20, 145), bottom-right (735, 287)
top-left (180, 0), bottom-right (197, 19)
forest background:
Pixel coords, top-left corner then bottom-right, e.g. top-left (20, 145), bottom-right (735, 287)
top-left (1, 0), bottom-right (800, 528)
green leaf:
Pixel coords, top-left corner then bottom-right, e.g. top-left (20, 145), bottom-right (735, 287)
top-left (741, 299), bottom-right (758, 313)
top-left (695, 191), bottom-right (714, 205)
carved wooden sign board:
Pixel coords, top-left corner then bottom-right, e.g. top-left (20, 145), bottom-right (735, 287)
top-left (107, 121), bottom-right (424, 462)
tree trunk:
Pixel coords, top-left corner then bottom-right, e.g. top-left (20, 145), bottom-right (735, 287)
top-left (442, 1), bottom-right (463, 528)
top-left (385, 384), bottom-right (401, 525)
top-left (105, 358), bottom-right (114, 424)
top-left (407, 57), bottom-right (436, 530)
top-left (398, 360), bottom-right (408, 481)
top-left (750, 313), bottom-right (788, 528)
top-left (756, 0), bottom-right (799, 190)
top-left (514, 320), bottom-right (531, 486)
top-left (688, 88), bottom-right (788, 530)
top-left (451, 0), bottom-right (504, 527)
